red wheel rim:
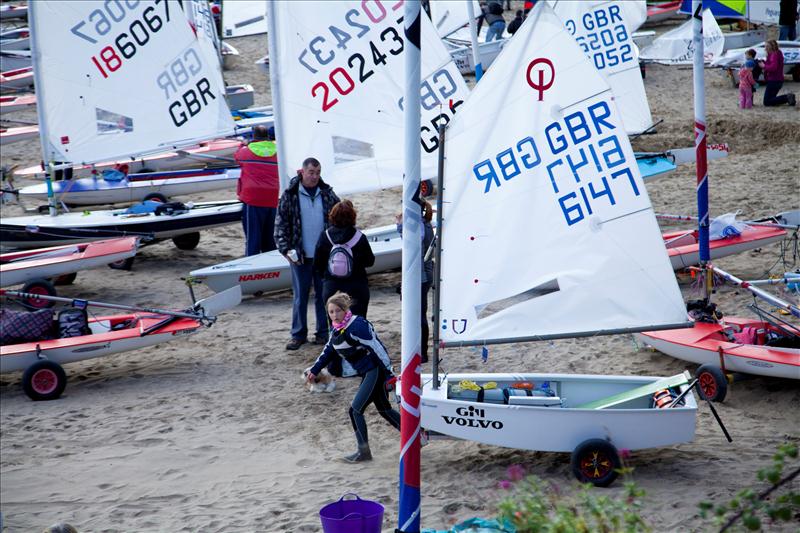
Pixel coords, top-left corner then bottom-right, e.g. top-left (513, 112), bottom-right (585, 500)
top-left (699, 372), bottom-right (717, 399)
top-left (31, 369), bottom-right (58, 395)
top-left (25, 286), bottom-right (51, 309)
top-left (579, 449), bottom-right (614, 480)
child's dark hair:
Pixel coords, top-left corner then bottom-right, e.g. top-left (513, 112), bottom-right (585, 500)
top-left (745, 49), bottom-right (756, 58)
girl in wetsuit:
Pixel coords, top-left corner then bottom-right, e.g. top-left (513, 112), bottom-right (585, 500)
top-left (306, 292), bottom-right (400, 462)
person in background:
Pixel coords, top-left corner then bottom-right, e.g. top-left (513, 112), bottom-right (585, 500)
top-left (760, 40), bottom-right (796, 107)
top-left (745, 48), bottom-right (763, 85)
top-left (395, 198), bottom-right (435, 364)
top-left (507, 10), bottom-right (524, 36)
top-left (275, 157), bottom-right (341, 350)
top-left (739, 57), bottom-right (757, 109)
top-left (485, 0), bottom-right (506, 42)
top-left (524, 0), bottom-right (536, 16)
top-left (314, 200), bottom-right (375, 319)
top-left (306, 292), bottom-right (400, 463)
top-left (778, 0), bottom-right (798, 41)
top-left (235, 125), bottom-right (279, 256)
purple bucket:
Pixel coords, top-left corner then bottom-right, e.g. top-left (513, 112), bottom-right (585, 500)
top-left (319, 493), bottom-right (384, 533)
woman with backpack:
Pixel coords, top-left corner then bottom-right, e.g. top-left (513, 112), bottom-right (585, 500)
top-left (314, 200), bottom-right (375, 320)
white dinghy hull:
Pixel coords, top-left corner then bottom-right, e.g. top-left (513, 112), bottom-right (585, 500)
top-left (420, 372), bottom-right (697, 453)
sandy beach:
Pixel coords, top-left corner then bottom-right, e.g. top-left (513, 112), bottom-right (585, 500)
top-left (1, 4), bottom-right (799, 532)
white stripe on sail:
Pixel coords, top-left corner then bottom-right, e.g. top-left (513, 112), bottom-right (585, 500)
top-left (31, 0), bottom-right (235, 166)
top-left (439, 2), bottom-right (687, 345)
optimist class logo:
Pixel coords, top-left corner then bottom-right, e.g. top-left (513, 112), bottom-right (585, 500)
top-left (526, 58), bottom-right (555, 101)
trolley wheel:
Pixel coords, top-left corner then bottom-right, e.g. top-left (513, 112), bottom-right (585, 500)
top-left (108, 257), bottom-right (135, 271)
top-left (143, 192), bottom-right (168, 203)
top-left (696, 364), bottom-right (728, 402)
top-left (571, 438), bottom-right (621, 487)
top-left (53, 272), bottom-right (78, 285)
top-left (22, 360), bottom-right (67, 401)
top-left (172, 232), bottom-right (200, 250)
top-left (20, 279), bottom-right (57, 309)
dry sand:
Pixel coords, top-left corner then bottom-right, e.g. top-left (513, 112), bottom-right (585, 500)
top-left (1, 6), bottom-right (799, 533)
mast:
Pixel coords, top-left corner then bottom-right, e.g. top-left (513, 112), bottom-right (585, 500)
top-left (692, 0), bottom-right (711, 299)
top-left (27, 0), bottom-right (57, 216)
top-left (431, 124), bottom-right (445, 390)
top-left (466, 0), bottom-right (483, 80)
top-left (399, 1), bottom-right (422, 531)
top-left (265, 0), bottom-right (290, 191)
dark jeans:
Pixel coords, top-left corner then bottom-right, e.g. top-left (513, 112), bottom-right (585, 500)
top-left (349, 366), bottom-right (400, 447)
top-left (290, 260), bottom-right (327, 341)
top-left (779, 25), bottom-right (797, 41)
top-left (241, 204), bottom-right (276, 256)
top-left (322, 279), bottom-right (370, 319)
top-left (764, 80), bottom-right (790, 106)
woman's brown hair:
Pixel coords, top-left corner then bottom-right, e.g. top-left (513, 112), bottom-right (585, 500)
top-left (329, 200), bottom-right (357, 227)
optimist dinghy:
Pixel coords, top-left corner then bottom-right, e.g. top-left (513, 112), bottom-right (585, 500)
top-left (399, 3), bottom-right (705, 488)
top-left (1, 236), bottom-right (140, 288)
top-left (0, 124), bottom-right (38, 146)
top-left (18, 167), bottom-right (241, 206)
top-left (664, 224), bottom-right (787, 270)
top-left (0, 285), bottom-right (242, 400)
top-left (190, 224), bottom-right (402, 295)
top-left (0, 200), bottom-right (242, 250)
top-left (0, 66), bottom-right (33, 91)
top-left (0, 93), bottom-right (35, 114)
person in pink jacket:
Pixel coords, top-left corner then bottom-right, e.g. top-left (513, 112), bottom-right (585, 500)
top-left (739, 59), bottom-right (757, 109)
top-left (760, 40), bottom-right (796, 107)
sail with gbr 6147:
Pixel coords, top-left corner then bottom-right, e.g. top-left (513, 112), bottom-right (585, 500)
top-left (438, 3), bottom-right (688, 346)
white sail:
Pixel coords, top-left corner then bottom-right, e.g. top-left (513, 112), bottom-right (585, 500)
top-left (186, 0), bottom-right (223, 70)
top-left (438, 2), bottom-right (687, 345)
top-left (639, 9), bottom-right (725, 65)
top-left (270, 0), bottom-right (469, 194)
top-left (428, 0), bottom-right (481, 38)
top-left (30, 1), bottom-right (235, 166)
top-left (549, 1), bottom-right (652, 135)
top-left (222, 0), bottom-right (268, 38)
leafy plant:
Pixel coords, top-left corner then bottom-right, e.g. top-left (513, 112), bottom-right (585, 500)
top-left (496, 464), bottom-right (651, 533)
top-left (698, 442), bottom-right (799, 532)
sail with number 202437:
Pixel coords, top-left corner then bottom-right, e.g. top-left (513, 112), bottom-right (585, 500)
top-left (269, 0), bottom-right (469, 194)
top-left (416, 3), bottom-right (695, 474)
top-left (29, 0), bottom-right (235, 166)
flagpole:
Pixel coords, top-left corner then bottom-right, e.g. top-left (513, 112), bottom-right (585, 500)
top-left (265, 0), bottom-right (290, 191)
top-left (398, 1), bottom-right (422, 532)
top-left (466, 0), bottom-right (483, 80)
top-left (692, 0), bottom-right (710, 299)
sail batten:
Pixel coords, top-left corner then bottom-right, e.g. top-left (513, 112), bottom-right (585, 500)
top-left (438, 3), bottom-right (688, 345)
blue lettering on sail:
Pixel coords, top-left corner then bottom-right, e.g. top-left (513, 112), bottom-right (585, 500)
top-left (471, 101), bottom-right (641, 226)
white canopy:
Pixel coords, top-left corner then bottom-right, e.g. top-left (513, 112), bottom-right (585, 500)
top-left (29, 1), bottom-right (234, 166)
top-left (438, 2), bottom-right (687, 345)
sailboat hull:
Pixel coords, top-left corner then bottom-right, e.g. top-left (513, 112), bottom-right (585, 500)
top-left (1, 237), bottom-right (139, 286)
top-left (18, 168), bottom-right (240, 206)
top-left (665, 225), bottom-right (786, 270)
top-left (420, 372), bottom-right (697, 453)
top-left (0, 201), bottom-right (242, 249)
top-left (190, 224), bottom-right (402, 295)
top-left (636, 319), bottom-right (800, 380)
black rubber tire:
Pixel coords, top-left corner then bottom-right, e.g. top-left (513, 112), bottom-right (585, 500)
top-left (143, 193), bottom-right (168, 203)
top-left (108, 257), bottom-right (136, 271)
top-left (172, 232), bottom-right (201, 250)
top-left (53, 272), bottom-right (78, 285)
top-left (20, 279), bottom-right (57, 309)
top-left (22, 360), bottom-right (67, 401)
top-left (696, 364), bottom-right (728, 402)
top-left (571, 438), bottom-right (621, 487)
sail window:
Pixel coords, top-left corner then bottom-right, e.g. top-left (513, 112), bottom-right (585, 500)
top-left (475, 279), bottom-right (560, 320)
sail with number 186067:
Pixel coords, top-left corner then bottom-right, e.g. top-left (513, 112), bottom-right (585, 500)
top-left (29, 0), bottom-right (235, 166)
